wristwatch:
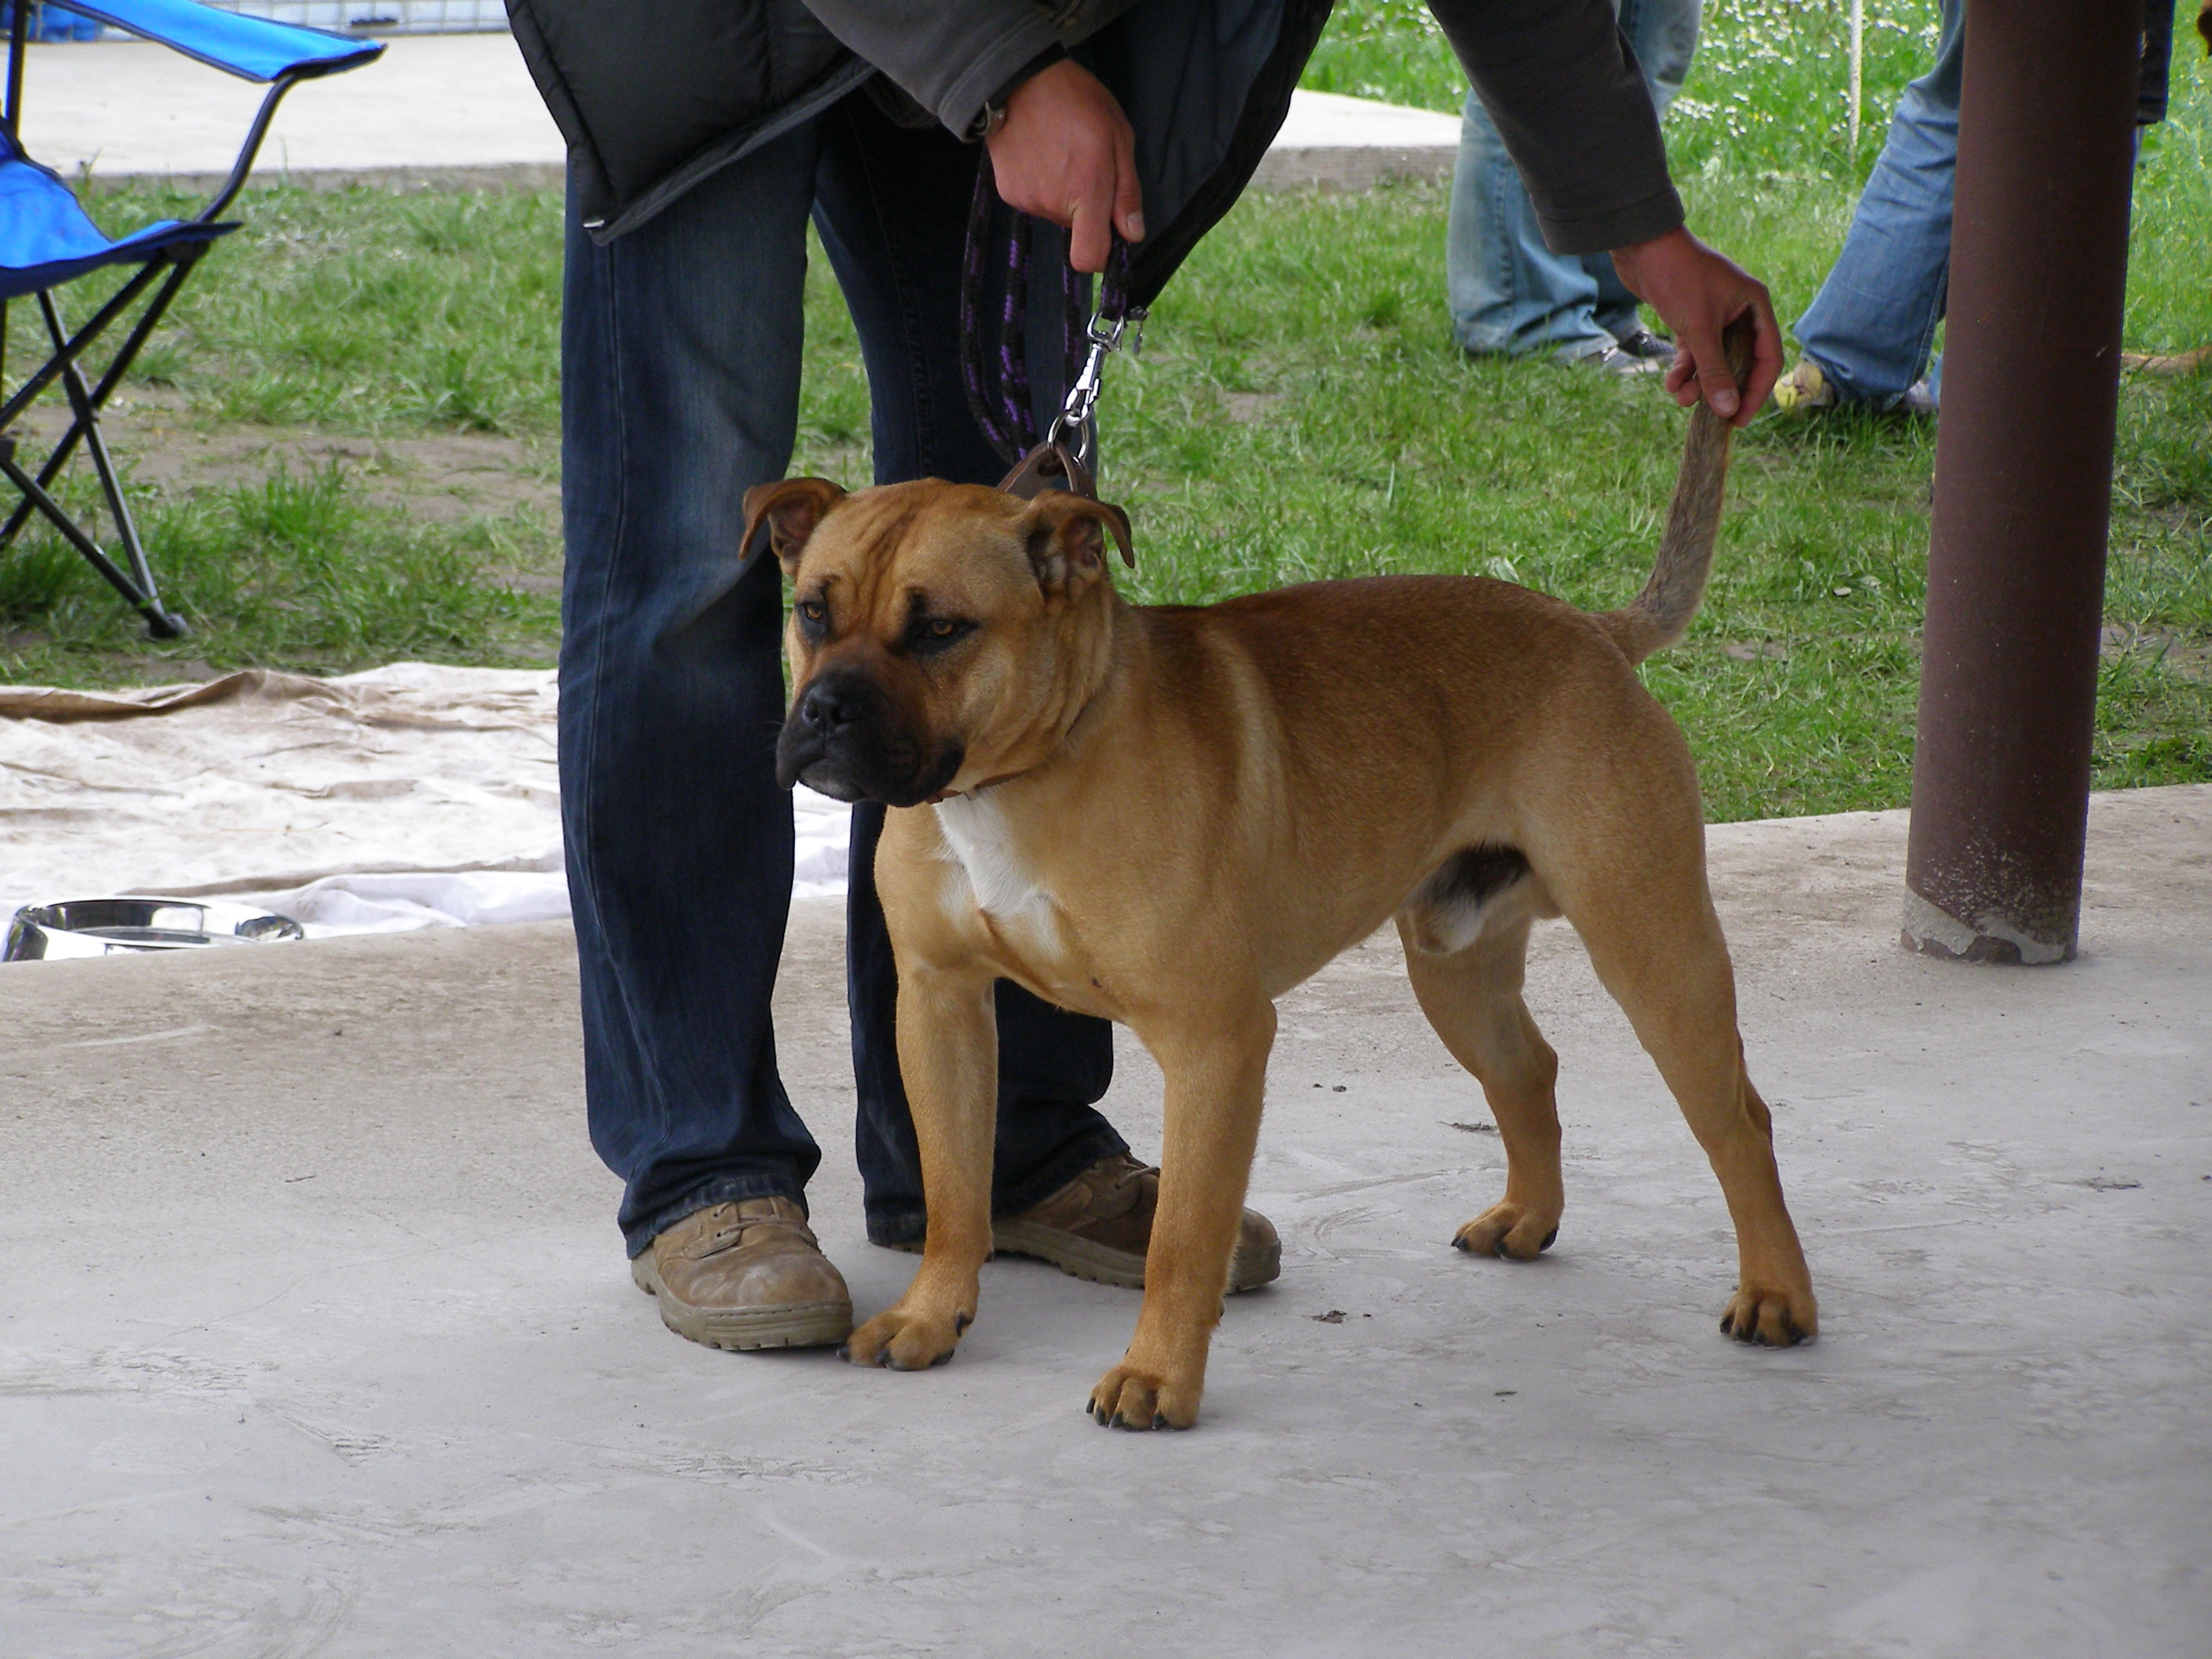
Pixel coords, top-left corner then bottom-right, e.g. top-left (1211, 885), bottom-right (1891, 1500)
top-left (966, 44), bottom-right (1068, 142)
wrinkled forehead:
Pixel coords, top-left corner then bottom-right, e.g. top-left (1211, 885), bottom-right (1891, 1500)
top-left (796, 483), bottom-right (1033, 619)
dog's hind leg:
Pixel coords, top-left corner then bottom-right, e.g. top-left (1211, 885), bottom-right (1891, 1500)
top-left (1544, 808), bottom-right (1818, 1346)
top-left (1397, 898), bottom-right (1565, 1262)
top-left (842, 963), bottom-right (1001, 1372)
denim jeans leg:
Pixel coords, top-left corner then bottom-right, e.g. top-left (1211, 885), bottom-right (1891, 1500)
top-left (560, 136), bottom-right (830, 1258)
top-left (1448, 0), bottom-right (1699, 358)
top-left (1591, 0), bottom-right (1701, 340)
top-left (809, 93), bottom-right (1124, 1247)
top-left (1793, 0), bottom-right (1963, 406)
top-left (1445, 90), bottom-right (1610, 360)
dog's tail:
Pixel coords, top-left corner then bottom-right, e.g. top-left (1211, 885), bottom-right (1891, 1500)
top-left (1596, 313), bottom-right (1758, 666)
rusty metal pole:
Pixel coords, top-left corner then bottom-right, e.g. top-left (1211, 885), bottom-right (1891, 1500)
top-left (1902, 0), bottom-right (2144, 965)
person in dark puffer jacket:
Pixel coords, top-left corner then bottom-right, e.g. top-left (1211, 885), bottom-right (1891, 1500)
top-left (509, 0), bottom-right (1788, 1354)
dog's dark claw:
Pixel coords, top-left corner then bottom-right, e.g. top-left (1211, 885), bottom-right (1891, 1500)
top-left (1540, 1228), bottom-right (1558, 1251)
top-left (953, 1313), bottom-right (972, 1335)
top-left (1451, 1236), bottom-right (1471, 1252)
top-left (835, 1343), bottom-right (851, 1361)
top-left (1153, 1412), bottom-right (1168, 1430)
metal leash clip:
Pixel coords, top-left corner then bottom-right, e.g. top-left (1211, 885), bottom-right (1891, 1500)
top-left (1046, 300), bottom-right (1147, 477)
top-left (971, 206), bottom-right (1145, 503)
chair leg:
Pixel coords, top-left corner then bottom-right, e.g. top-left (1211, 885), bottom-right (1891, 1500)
top-left (56, 342), bottom-right (174, 632)
top-left (0, 269), bottom-right (183, 555)
top-left (0, 259), bottom-right (165, 438)
top-left (0, 288), bottom-right (189, 639)
top-left (0, 446), bottom-right (185, 639)
top-left (0, 265), bottom-right (188, 554)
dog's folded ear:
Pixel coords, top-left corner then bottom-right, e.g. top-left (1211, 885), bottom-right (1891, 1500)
top-left (742, 477), bottom-right (846, 575)
top-left (1022, 493), bottom-right (1134, 596)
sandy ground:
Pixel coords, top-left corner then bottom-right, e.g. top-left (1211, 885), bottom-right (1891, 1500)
top-left (1, 786), bottom-right (2207, 1656)
top-left (14, 394), bottom-right (558, 544)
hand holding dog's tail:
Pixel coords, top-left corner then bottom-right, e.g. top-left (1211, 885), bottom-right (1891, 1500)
top-left (1599, 313), bottom-right (1759, 665)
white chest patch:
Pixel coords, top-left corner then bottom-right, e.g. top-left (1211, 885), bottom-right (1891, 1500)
top-left (933, 793), bottom-right (1060, 951)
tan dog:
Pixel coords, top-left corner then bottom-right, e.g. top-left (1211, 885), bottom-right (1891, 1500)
top-left (745, 324), bottom-right (1815, 1430)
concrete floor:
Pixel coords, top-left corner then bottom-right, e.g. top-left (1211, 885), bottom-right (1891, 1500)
top-left (2, 788), bottom-right (2207, 1657)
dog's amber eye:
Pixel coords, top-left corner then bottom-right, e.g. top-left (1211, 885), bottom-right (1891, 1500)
top-left (910, 615), bottom-right (974, 653)
top-left (797, 599), bottom-right (828, 627)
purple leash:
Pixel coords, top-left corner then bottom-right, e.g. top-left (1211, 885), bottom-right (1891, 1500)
top-left (961, 154), bottom-right (1139, 478)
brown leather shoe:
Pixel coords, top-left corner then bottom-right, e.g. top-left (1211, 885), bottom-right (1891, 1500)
top-left (631, 1197), bottom-right (853, 1351)
top-left (989, 1153), bottom-right (1281, 1292)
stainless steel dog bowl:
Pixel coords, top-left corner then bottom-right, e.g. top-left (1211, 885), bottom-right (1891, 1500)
top-left (5, 897), bottom-right (306, 962)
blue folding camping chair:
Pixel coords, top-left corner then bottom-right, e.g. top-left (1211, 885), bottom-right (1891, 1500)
top-left (0, 0), bottom-right (380, 637)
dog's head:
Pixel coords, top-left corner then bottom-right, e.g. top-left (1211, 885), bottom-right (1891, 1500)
top-left (745, 477), bottom-right (1132, 808)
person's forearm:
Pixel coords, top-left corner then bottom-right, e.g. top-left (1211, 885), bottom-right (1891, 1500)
top-left (1430, 0), bottom-right (1781, 420)
top-left (1426, 0), bottom-right (1683, 255)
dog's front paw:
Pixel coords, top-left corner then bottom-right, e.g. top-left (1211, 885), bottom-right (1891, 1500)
top-left (840, 1302), bottom-right (973, 1371)
top-left (1719, 1280), bottom-right (1817, 1347)
top-left (1452, 1200), bottom-right (1560, 1262)
top-left (1087, 1362), bottom-right (1200, 1430)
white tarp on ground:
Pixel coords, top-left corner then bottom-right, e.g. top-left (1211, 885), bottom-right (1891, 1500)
top-left (0, 663), bottom-right (851, 939)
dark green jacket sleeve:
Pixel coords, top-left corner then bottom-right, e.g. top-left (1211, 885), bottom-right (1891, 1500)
top-left (1427, 0), bottom-right (1685, 255)
top-left (802, 1), bottom-right (1140, 138)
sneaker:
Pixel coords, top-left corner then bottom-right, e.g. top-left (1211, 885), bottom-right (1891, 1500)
top-left (892, 1153), bottom-right (1283, 1292)
top-left (631, 1196), bottom-right (854, 1351)
top-left (1574, 342), bottom-right (1668, 377)
top-left (1899, 377), bottom-right (1938, 417)
top-left (1770, 359), bottom-right (1836, 415)
top-left (1612, 326), bottom-right (1676, 362)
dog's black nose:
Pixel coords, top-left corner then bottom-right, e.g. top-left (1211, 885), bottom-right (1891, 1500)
top-left (797, 679), bottom-right (855, 733)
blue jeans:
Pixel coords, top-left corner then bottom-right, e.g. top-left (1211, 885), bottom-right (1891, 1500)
top-left (558, 90), bottom-right (1123, 1259)
top-left (1446, 0), bottom-right (1701, 361)
top-left (1792, 0), bottom-right (1964, 408)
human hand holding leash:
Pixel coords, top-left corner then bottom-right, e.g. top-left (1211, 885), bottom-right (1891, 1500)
top-left (1612, 227), bottom-right (1783, 425)
top-left (985, 59), bottom-right (1145, 273)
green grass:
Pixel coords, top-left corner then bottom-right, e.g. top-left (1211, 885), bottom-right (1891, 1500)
top-left (0, 463), bottom-right (554, 671)
top-left (1306, 0), bottom-right (1951, 179)
top-left (119, 186), bottom-right (565, 434)
top-left (0, 187), bottom-right (566, 680)
top-left (2, 2), bottom-right (2207, 819)
top-left (1300, 0), bottom-right (1468, 115)
top-left (1102, 185), bottom-right (1937, 820)
top-left (1092, 152), bottom-right (2210, 817)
